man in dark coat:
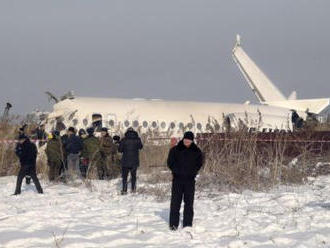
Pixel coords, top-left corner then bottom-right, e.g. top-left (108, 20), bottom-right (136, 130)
top-left (65, 127), bottom-right (83, 179)
top-left (45, 130), bottom-right (64, 181)
top-left (167, 131), bottom-right (203, 230)
top-left (118, 128), bottom-right (143, 194)
top-left (14, 134), bottom-right (43, 195)
top-left (78, 129), bottom-right (88, 178)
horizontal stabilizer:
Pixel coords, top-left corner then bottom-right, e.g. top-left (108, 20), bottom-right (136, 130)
top-left (265, 98), bottom-right (330, 114)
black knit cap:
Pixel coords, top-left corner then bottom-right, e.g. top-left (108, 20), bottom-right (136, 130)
top-left (87, 127), bottom-right (94, 135)
top-left (101, 127), bottom-right (108, 132)
top-left (68, 127), bottom-right (75, 133)
top-left (183, 131), bottom-right (194, 141)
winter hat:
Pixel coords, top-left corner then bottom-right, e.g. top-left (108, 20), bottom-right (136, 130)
top-left (68, 127), bottom-right (75, 133)
top-left (101, 127), bottom-right (108, 132)
top-left (87, 127), bottom-right (94, 135)
top-left (78, 129), bottom-right (86, 136)
top-left (183, 131), bottom-right (194, 141)
top-left (113, 135), bottom-right (120, 142)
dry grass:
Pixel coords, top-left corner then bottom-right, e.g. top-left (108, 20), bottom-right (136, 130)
top-left (1, 118), bottom-right (330, 198)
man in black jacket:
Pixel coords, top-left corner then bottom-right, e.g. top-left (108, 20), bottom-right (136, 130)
top-left (14, 134), bottom-right (43, 195)
top-left (65, 127), bottom-right (83, 179)
top-left (118, 128), bottom-right (143, 194)
top-left (167, 131), bottom-right (203, 230)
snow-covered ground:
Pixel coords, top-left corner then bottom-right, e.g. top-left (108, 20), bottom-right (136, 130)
top-left (1, 176), bottom-right (330, 248)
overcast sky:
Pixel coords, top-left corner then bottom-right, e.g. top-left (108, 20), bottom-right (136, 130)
top-left (0, 0), bottom-right (329, 114)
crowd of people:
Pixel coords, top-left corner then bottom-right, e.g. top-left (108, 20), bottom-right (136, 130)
top-left (13, 124), bottom-right (204, 230)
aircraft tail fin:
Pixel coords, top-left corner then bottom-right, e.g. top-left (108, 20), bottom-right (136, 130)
top-left (232, 35), bottom-right (287, 103)
top-left (232, 35), bottom-right (330, 115)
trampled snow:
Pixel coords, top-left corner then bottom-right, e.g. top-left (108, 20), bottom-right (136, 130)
top-left (1, 175), bottom-right (330, 248)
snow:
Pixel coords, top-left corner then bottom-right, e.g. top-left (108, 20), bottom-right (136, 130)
top-left (1, 176), bottom-right (330, 248)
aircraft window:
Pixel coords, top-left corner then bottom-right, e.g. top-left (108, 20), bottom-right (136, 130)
top-left (109, 120), bottom-right (115, 127)
top-left (161, 121), bottom-right (166, 129)
top-left (83, 119), bottom-right (88, 126)
top-left (72, 119), bottom-right (78, 126)
top-left (124, 120), bottom-right (130, 127)
top-left (206, 123), bottom-right (212, 130)
top-left (187, 123), bottom-right (193, 129)
top-left (214, 124), bottom-right (220, 131)
top-left (197, 123), bottom-right (202, 130)
top-left (179, 122), bottom-right (184, 129)
top-left (56, 119), bottom-right (66, 132)
top-left (133, 120), bottom-right (139, 128)
top-left (68, 111), bottom-right (77, 121)
top-left (170, 122), bottom-right (175, 129)
top-left (152, 121), bottom-right (157, 128)
top-left (143, 121), bottom-right (148, 128)
top-left (249, 128), bottom-right (256, 133)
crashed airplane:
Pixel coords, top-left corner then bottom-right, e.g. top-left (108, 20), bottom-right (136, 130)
top-left (43, 36), bottom-right (329, 136)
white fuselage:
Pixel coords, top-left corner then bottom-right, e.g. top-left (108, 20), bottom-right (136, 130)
top-left (45, 97), bottom-right (294, 136)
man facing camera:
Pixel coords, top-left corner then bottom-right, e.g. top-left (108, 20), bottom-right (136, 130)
top-left (167, 131), bottom-right (203, 230)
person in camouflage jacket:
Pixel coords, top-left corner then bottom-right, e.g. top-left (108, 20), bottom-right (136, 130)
top-left (99, 128), bottom-right (117, 179)
top-left (45, 130), bottom-right (64, 181)
top-left (81, 127), bottom-right (102, 179)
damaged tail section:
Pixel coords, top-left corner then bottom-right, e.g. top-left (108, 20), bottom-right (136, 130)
top-left (232, 35), bottom-right (330, 115)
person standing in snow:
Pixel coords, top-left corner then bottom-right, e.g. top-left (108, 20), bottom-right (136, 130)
top-left (167, 131), bottom-right (203, 230)
top-left (99, 127), bottom-right (116, 179)
top-left (118, 128), bottom-right (143, 194)
top-left (14, 134), bottom-right (43, 195)
top-left (78, 129), bottom-right (88, 178)
top-left (81, 127), bottom-right (102, 179)
top-left (65, 127), bottom-right (83, 179)
top-left (45, 130), bottom-right (64, 182)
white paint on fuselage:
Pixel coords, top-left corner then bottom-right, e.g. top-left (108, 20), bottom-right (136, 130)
top-left (45, 97), bottom-right (294, 136)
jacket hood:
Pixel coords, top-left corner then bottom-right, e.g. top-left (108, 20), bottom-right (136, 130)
top-left (125, 130), bottom-right (139, 139)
